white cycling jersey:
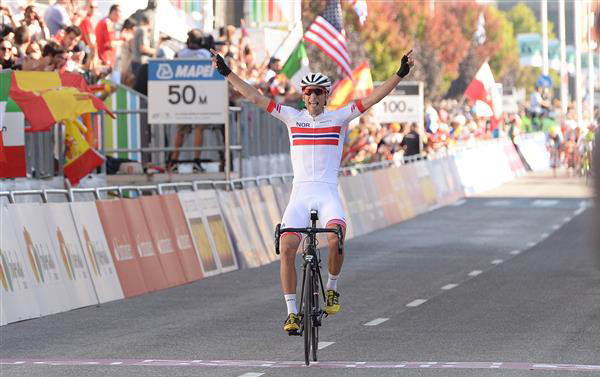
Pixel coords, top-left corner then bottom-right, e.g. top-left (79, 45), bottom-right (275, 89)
top-left (267, 100), bottom-right (366, 184)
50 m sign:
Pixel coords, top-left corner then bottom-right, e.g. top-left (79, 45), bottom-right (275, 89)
top-left (148, 59), bottom-right (228, 124)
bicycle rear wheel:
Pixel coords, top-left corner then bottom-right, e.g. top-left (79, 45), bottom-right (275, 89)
top-left (303, 266), bottom-right (312, 366)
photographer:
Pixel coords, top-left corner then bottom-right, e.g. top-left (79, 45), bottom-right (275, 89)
top-left (167, 29), bottom-right (214, 173)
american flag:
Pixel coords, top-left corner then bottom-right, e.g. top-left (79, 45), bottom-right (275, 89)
top-left (304, 0), bottom-right (352, 78)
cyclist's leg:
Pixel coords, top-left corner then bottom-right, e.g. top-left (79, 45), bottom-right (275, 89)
top-left (280, 185), bottom-right (309, 315)
top-left (319, 183), bottom-right (347, 315)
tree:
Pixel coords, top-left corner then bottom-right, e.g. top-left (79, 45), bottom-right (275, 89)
top-left (507, 3), bottom-right (555, 39)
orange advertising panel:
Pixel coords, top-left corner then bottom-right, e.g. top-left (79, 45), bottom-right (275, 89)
top-left (159, 194), bottom-right (203, 282)
top-left (372, 168), bottom-right (403, 225)
top-left (139, 196), bottom-right (188, 286)
top-left (95, 200), bottom-right (147, 297)
top-left (120, 199), bottom-right (169, 291)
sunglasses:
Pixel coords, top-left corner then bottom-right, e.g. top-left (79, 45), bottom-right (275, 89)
top-left (0, 46), bottom-right (11, 51)
top-left (303, 88), bottom-right (325, 96)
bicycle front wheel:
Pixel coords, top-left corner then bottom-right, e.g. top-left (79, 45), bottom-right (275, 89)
top-left (303, 265), bottom-right (312, 366)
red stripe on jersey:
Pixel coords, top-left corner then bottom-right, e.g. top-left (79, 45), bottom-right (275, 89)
top-left (267, 101), bottom-right (276, 113)
top-left (290, 126), bottom-right (341, 134)
top-left (356, 100), bottom-right (365, 113)
top-left (293, 139), bottom-right (339, 146)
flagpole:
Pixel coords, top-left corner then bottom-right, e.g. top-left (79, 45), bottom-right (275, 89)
top-left (270, 20), bottom-right (301, 60)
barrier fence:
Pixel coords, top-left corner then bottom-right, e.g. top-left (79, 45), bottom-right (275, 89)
top-left (1, 138), bottom-right (533, 325)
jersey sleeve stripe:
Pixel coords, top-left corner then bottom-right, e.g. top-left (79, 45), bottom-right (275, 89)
top-left (267, 100), bottom-right (276, 113)
top-left (356, 100), bottom-right (365, 113)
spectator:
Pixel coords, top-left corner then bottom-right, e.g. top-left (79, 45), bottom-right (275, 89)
top-left (78, 0), bottom-right (97, 49)
top-left (529, 86), bottom-right (551, 120)
top-left (131, 14), bottom-right (155, 78)
top-left (129, 0), bottom-right (157, 46)
top-left (60, 25), bottom-right (85, 71)
top-left (95, 4), bottom-right (122, 67)
top-left (264, 57), bottom-right (282, 82)
top-left (44, 0), bottom-right (71, 36)
top-left (119, 18), bottom-right (137, 87)
top-left (168, 29), bottom-right (213, 173)
top-left (23, 5), bottom-right (49, 43)
top-left (0, 4), bottom-right (19, 34)
top-left (0, 37), bottom-right (15, 69)
top-left (400, 123), bottom-right (421, 157)
top-left (13, 25), bottom-right (29, 58)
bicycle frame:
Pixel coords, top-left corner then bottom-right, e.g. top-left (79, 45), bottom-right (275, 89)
top-left (274, 209), bottom-right (344, 365)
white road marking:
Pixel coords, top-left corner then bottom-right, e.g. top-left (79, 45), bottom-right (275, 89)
top-left (406, 299), bottom-right (427, 307)
top-left (540, 233), bottom-right (549, 239)
top-left (574, 207), bottom-right (585, 216)
top-left (527, 241), bottom-right (536, 247)
top-left (468, 270), bottom-right (482, 277)
top-left (485, 200), bottom-right (511, 207)
top-left (509, 250), bottom-right (521, 255)
top-left (364, 318), bottom-right (389, 326)
top-left (532, 199), bottom-right (559, 207)
top-left (110, 362), bottom-right (123, 365)
top-left (491, 259), bottom-right (503, 265)
top-left (13, 362), bottom-right (25, 364)
top-left (318, 342), bottom-right (335, 350)
top-left (564, 216), bottom-right (572, 222)
top-left (451, 199), bottom-right (466, 206)
top-left (552, 224), bottom-right (561, 230)
top-left (441, 284), bottom-right (458, 290)
top-left (238, 373), bottom-right (264, 377)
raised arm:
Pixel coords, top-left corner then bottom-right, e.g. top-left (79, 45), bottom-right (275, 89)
top-left (359, 49), bottom-right (415, 111)
top-left (210, 48), bottom-right (271, 111)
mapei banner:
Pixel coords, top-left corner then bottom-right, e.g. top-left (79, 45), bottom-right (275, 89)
top-left (148, 59), bottom-right (228, 124)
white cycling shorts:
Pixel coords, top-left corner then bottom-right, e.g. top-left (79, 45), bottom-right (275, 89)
top-left (280, 181), bottom-right (346, 241)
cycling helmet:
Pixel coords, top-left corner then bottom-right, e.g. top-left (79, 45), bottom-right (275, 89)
top-left (300, 72), bottom-right (332, 92)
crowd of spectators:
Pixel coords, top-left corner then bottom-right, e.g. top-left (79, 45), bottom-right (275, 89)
top-left (1, 1), bottom-right (594, 173)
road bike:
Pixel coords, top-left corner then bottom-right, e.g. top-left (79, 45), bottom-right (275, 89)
top-left (274, 210), bottom-right (344, 366)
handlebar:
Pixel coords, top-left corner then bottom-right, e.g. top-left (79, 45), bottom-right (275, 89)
top-left (274, 224), bottom-right (344, 255)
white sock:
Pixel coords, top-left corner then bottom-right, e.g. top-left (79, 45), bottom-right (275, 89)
top-left (284, 294), bottom-right (297, 315)
top-left (326, 273), bottom-right (340, 291)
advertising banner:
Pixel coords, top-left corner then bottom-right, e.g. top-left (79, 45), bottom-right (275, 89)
top-left (440, 157), bottom-right (464, 201)
top-left (258, 185), bottom-right (283, 228)
top-left (216, 189), bottom-right (263, 269)
top-left (386, 166), bottom-right (415, 220)
top-left (159, 194), bottom-right (204, 281)
top-left (244, 186), bottom-right (278, 261)
top-left (0, 206), bottom-right (41, 324)
top-left (121, 199), bottom-right (170, 291)
top-left (196, 189), bottom-right (239, 272)
top-left (43, 203), bottom-right (99, 309)
top-left (177, 191), bottom-right (222, 276)
top-left (8, 203), bottom-right (73, 315)
top-left (429, 159), bottom-right (451, 205)
top-left (359, 171), bottom-right (388, 229)
top-left (139, 196), bottom-right (188, 286)
top-left (338, 175), bottom-right (368, 236)
top-left (232, 188), bottom-right (273, 263)
top-left (69, 202), bottom-right (124, 303)
top-left (96, 200), bottom-right (148, 298)
top-left (414, 160), bottom-right (438, 206)
top-left (399, 163), bottom-right (428, 214)
top-left (148, 59), bottom-right (228, 124)
top-left (372, 168), bottom-right (402, 225)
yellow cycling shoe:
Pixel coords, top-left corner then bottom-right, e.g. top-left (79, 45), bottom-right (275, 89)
top-left (283, 313), bottom-right (300, 334)
top-left (325, 289), bottom-right (340, 315)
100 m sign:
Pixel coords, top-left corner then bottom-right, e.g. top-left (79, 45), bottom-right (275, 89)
top-left (168, 84), bottom-right (207, 105)
top-left (382, 100), bottom-right (407, 113)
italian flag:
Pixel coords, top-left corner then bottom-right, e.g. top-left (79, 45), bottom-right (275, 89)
top-left (0, 85), bottom-right (26, 178)
top-left (281, 40), bottom-right (311, 90)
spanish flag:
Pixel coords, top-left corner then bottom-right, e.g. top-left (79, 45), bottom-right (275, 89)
top-left (8, 71), bottom-right (115, 133)
top-left (64, 119), bottom-right (104, 186)
top-left (328, 61), bottom-right (373, 110)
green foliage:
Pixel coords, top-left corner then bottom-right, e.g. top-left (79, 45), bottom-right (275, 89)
top-left (507, 3), bottom-right (555, 39)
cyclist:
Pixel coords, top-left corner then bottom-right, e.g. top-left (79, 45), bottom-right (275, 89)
top-left (210, 48), bottom-right (415, 333)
